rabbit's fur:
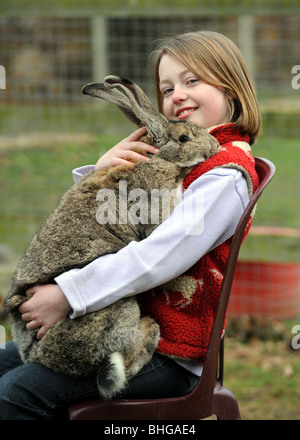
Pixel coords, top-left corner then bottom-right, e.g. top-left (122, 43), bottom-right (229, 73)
top-left (4, 76), bottom-right (220, 399)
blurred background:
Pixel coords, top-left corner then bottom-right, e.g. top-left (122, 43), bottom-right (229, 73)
top-left (0, 0), bottom-right (299, 419)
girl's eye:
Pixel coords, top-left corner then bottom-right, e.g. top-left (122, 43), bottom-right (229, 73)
top-left (162, 88), bottom-right (173, 96)
top-left (186, 78), bottom-right (199, 85)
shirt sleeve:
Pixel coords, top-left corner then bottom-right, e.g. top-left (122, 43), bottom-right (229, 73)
top-left (55, 167), bottom-right (249, 318)
top-left (72, 165), bottom-right (95, 184)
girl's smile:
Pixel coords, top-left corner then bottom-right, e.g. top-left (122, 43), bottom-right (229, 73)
top-left (176, 107), bottom-right (199, 119)
top-left (158, 54), bottom-right (231, 129)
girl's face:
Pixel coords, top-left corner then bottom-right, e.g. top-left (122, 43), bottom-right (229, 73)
top-left (158, 54), bottom-right (231, 129)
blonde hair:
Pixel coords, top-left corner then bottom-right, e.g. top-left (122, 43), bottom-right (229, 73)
top-left (151, 31), bottom-right (261, 145)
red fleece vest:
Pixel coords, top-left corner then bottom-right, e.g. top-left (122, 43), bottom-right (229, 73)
top-left (139, 124), bottom-right (259, 362)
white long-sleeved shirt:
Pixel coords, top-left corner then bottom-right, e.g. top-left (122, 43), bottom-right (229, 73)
top-left (54, 164), bottom-right (249, 376)
top-left (55, 165), bottom-right (249, 316)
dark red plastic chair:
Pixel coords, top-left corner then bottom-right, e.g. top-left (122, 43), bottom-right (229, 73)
top-left (67, 157), bottom-right (276, 420)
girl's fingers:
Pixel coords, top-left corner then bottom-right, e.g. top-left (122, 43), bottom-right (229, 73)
top-left (127, 127), bottom-right (160, 151)
top-left (127, 126), bottom-right (148, 141)
top-left (109, 151), bottom-right (149, 167)
top-left (130, 142), bottom-right (159, 155)
top-left (25, 285), bottom-right (37, 297)
top-left (95, 127), bottom-right (158, 169)
top-left (121, 149), bottom-right (150, 163)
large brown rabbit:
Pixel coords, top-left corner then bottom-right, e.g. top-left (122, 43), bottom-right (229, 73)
top-left (4, 76), bottom-right (220, 399)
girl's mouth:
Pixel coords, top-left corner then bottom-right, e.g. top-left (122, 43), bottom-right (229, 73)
top-left (176, 107), bottom-right (198, 119)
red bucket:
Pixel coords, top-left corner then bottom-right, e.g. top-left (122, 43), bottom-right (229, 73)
top-left (228, 261), bottom-right (300, 319)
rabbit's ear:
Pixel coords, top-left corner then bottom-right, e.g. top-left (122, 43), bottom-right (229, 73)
top-left (82, 81), bottom-right (141, 127)
top-left (82, 76), bottom-right (169, 145)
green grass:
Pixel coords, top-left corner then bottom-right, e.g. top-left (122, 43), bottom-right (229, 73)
top-left (224, 334), bottom-right (300, 420)
top-left (239, 137), bottom-right (300, 262)
top-left (0, 134), bottom-right (120, 253)
top-left (249, 137), bottom-right (299, 228)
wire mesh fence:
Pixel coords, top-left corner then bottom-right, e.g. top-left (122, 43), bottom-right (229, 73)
top-left (0, 2), bottom-right (299, 136)
top-left (0, 1), bottom-right (299, 317)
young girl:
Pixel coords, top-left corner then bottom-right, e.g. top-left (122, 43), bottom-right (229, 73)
top-left (0, 30), bottom-right (261, 419)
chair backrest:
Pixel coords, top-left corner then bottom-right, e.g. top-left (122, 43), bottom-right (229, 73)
top-left (196, 156), bottom-right (276, 403)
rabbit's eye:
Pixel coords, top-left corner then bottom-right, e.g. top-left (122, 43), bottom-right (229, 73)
top-left (179, 135), bottom-right (190, 144)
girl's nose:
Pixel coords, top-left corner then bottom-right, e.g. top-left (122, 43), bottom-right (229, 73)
top-left (172, 85), bottom-right (188, 104)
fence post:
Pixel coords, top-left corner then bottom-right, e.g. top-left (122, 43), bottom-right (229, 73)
top-left (0, 65), bottom-right (6, 89)
top-left (91, 16), bottom-right (108, 83)
top-left (238, 15), bottom-right (255, 78)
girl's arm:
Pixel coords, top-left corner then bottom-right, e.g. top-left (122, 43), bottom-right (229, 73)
top-left (55, 167), bottom-right (249, 318)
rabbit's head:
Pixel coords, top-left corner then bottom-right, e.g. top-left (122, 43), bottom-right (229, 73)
top-left (82, 75), bottom-right (220, 165)
top-left (156, 121), bottom-right (220, 167)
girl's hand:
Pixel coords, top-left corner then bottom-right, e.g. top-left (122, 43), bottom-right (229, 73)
top-left (95, 127), bottom-right (159, 170)
top-left (19, 284), bottom-right (71, 339)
